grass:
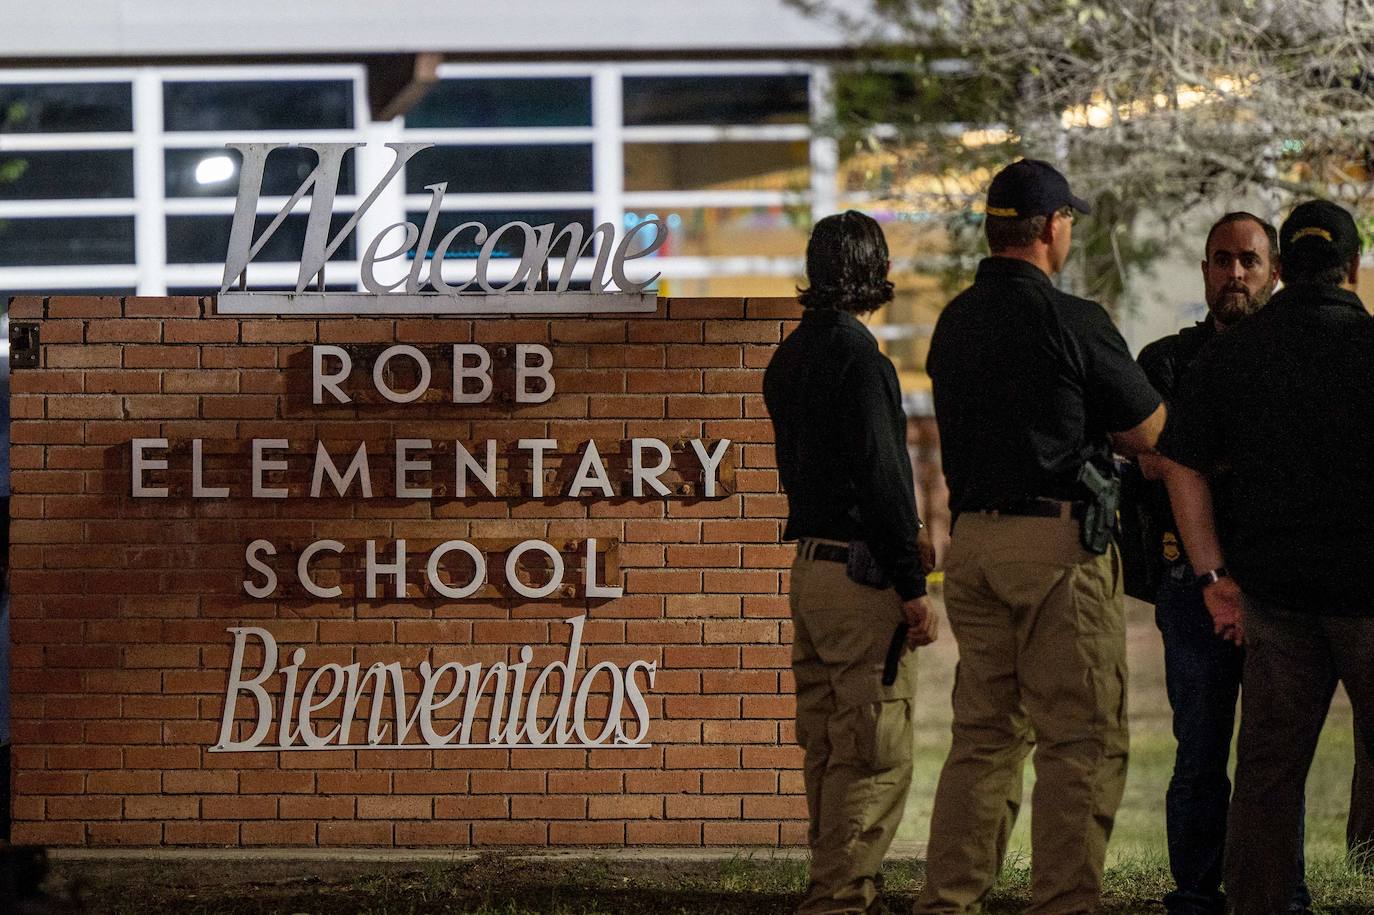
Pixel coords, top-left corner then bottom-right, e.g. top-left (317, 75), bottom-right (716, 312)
top-left (900, 594), bottom-right (1362, 858)
top-left (32, 597), bottom-right (1374, 913)
top-left (38, 850), bottom-right (1374, 913)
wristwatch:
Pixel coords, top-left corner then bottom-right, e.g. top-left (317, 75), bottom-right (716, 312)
top-left (1194, 566), bottom-right (1230, 588)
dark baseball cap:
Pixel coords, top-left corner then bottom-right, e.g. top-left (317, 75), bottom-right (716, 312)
top-left (1280, 200), bottom-right (1361, 262)
top-left (986, 159), bottom-right (1092, 218)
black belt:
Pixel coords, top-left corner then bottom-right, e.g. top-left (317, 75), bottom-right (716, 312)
top-left (798, 539), bottom-right (849, 563)
top-left (968, 497), bottom-right (1087, 520)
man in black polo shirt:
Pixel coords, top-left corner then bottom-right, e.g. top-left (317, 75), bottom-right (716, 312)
top-left (1134, 213), bottom-right (1316, 915)
top-left (1154, 200), bottom-right (1374, 915)
top-left (764, 210), bottom-right (937, 915)
top-left (916, 159), bottom-right (1164, 914)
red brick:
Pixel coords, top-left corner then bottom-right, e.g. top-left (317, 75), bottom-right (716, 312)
top-left (512, 795), bottom-right (586, 819)
top-left (163, 320), bottom-right (240, 343)
top-left (242, 822), bottom-right (316, 845)
top-left (48, 297), bottom-right (122, 318)
top-left (165, 821), bottom-right (241, 844)
top-left (472, 821), bottom-right (547, 845)
top-left (666, 298), bottom-right (745, 319)
top-left (7, 295), bottom-right (45, 319)
top-left (123, 346), bottom-right (199, 369)
top-left (89, 822), bottom-right (165, 845)
top-left (704, 822), bottom-right (780, 845)
top-left (627, 821), bottom-right (702, 844)
top-left (356, 795), bottom-right (433, 819)
top-left (125, 296), bottom-right (202, 317)
top-left (86, 319), bottom-right (163, 343)
top-left (125, 796), bottom-right (199, 819)
top-left (320, 821), bottom-right (393, 845)
top-left (665, 795), bottom-right (740, 819)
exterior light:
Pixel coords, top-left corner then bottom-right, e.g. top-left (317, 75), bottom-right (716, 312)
top-left (195, 155), bottom-right (236, 185)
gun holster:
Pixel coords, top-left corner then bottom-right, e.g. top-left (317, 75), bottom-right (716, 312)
top-left (1076, 461), bottom-right (1120, 555)
top-left (845, 540), bottom-right (891, 589)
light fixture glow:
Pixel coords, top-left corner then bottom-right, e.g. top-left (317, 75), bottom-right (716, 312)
top-left (195, 155), bottom-right (236, 185)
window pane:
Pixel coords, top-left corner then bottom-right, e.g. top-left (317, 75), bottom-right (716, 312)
top-left (0, 217), bottom-right (134, 266)
top-left (166, 213), bottom-right (357, 264)
top-left (165, 147), bottom-right (356, 198)
top-left (406, 78), bottom-right (592, 128)
top-left (408, 210), bottom-right (595, 260)
top-left (163, 80), bottom-right (354, 131)
top-left (623, 75), bottom-right (809, 126)
top-left (405, 145), bottom-right (592, 194)
top-left (0, 150), bottom-right (134, 200)
top-left (630, 206), bottom-right (809, 257)
top-left (0, 83), bottom-right (132, 133)
top-left (624, 141), bottom-right (809, 191)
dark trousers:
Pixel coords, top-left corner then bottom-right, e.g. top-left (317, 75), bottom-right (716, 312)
top-left (1155, 570), bottom-right (1310, 914)
top-left (1224, 600), bottom-right (1374, 915)
top-left (1352, 717), bottom-right (1374, 869)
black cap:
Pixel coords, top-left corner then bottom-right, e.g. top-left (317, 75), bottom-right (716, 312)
top-left (1280, 200), bottom-right (1361, 262)
top-left (986, 158), bottom-right (1092, 218)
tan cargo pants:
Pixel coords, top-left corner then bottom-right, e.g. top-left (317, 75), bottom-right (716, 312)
top-left (915, 513), bottom-right (1128, 915)
top-left (790, 537), bottom-right (919, 915)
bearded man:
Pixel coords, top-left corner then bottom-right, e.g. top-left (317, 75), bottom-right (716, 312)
top-left (1137, 212), bottom-right (1303, 914)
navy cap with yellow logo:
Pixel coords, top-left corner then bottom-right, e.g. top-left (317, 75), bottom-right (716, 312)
top-left (1280, 200), bottom-right (1361, 263)
top-left (986, 158), bottom-right (1093, 218)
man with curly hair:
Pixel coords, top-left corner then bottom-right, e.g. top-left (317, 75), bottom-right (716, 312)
top-left (764, 210), bottom-right (938, 914)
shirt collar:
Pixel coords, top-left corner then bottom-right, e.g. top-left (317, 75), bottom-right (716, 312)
top-left (1266, 283), bottom-right (1368, 316)
top-left (801, 306), bottom-right (876, 340)
top-left (975, 255), bottom-right (1054, 286)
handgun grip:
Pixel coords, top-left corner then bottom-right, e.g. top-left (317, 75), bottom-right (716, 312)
top-left (882, 622), bottom-right (909, 686)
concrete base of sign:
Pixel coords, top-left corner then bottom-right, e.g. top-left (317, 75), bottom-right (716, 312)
top-left (48, 844), bottom-right (929, 862)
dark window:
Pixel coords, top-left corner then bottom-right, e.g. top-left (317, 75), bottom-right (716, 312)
top-left (166, 213), bottom-right (358, 264)
top-left (0, 217), bottom-right (135, 266)
top-left (407, 210), bottom-right (596, 260)
top-left (163, 80), bottom-right (354, 131)
top-left (165, 146), bottom-right (357, 198)
top-left (406, 78), bottom-right (592, 128)
top-left (405, 145), bottom-right (593, 194)
top-left (624, 141), bottom-right (809, 191)
top-left (0, 83), bottom-right (133, 133)
top-left (622, 75), bottom-right (809, 126)
top-left (0, 150), bottom-right (134, 200)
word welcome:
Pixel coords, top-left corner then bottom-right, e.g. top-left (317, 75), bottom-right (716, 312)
top-left (218, 143), bottom-right (665, 303)
top-left (212, 616), bottom-right (655, 751)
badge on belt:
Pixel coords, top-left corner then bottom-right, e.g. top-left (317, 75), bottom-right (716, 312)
top-left (1161, 531), bottom-right (1181, 563)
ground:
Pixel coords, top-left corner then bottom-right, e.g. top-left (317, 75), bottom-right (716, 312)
top-left (25, 597), bottom-right (1374, 913)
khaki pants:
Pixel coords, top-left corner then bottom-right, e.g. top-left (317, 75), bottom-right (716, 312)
top-left (916, 513), bottom-right (1128, 914)
top-left (790, 538), bottom-right (919, 915)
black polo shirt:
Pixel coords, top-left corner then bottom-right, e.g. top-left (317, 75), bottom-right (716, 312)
top-left (1135, 319), bottom-right (1220, 552)
top-left (929, 256), bottom-right (1161, 516)
top-left (763, 307), bottom-right (927, 600)
top-left (1158, 283), bottom-right (1374, 616)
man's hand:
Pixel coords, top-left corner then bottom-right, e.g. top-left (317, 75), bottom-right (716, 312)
top-left (1204, 576), bottom-right (1245, 646)
top-left (918, 526), bottom-right (940, 572)
top-left (903, 595), bottom-right (939, 648)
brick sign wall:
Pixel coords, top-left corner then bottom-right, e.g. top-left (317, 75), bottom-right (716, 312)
top-left (7, 294), bottom-right (820, 848)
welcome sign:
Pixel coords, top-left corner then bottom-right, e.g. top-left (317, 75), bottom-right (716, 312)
top-left (8, 147), bottom-right (800, 849)
top-left (215, 142), bottom-right (664, 314)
